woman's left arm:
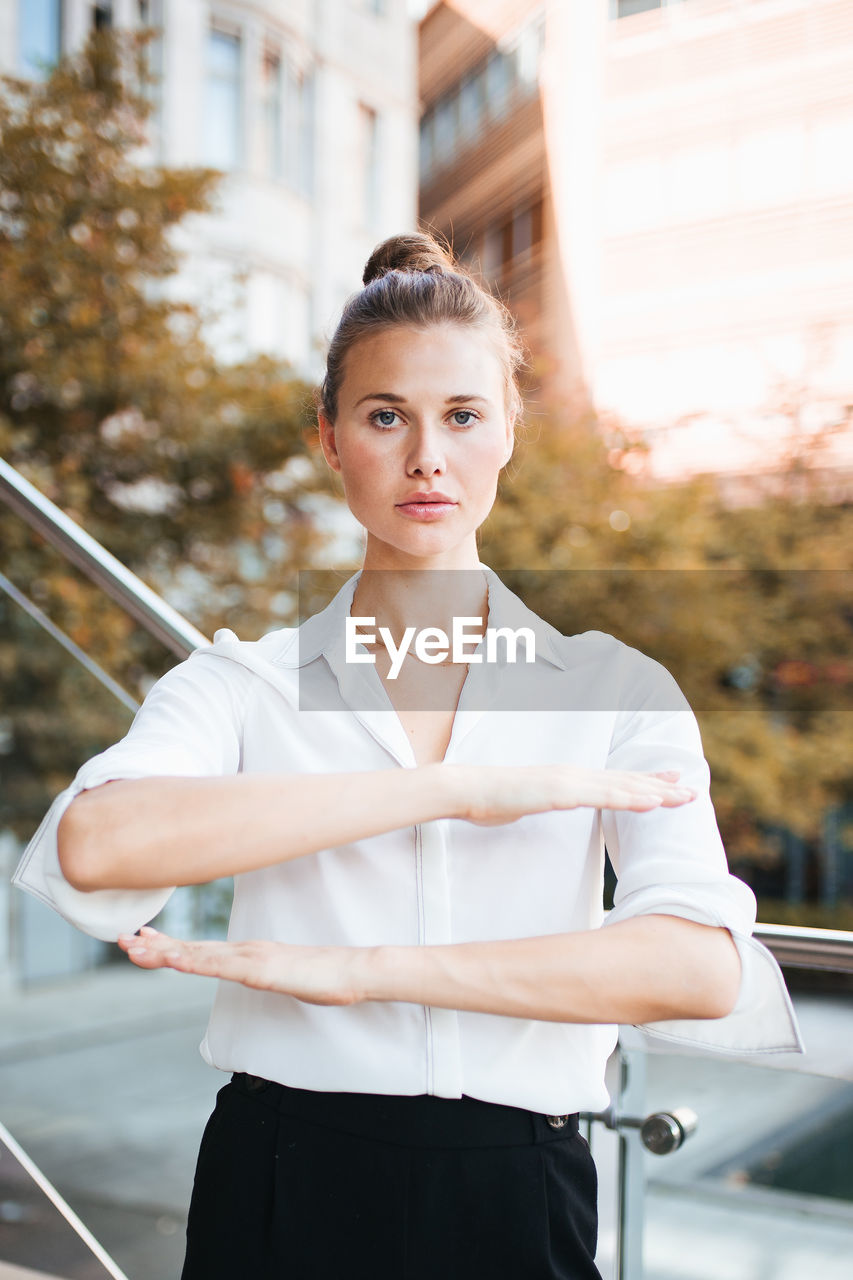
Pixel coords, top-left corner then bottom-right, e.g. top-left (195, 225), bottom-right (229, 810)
top-left (117, 913), bottom-right (741, 1024)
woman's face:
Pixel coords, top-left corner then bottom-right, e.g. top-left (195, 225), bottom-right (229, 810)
top-left (318, 324), bottom-right (515, 569)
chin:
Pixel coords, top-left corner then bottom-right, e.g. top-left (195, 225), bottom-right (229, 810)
top-left (368, 528), bottom-right (473, 563)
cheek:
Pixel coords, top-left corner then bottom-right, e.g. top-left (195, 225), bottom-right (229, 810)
top-left (336, 435), bottom-right (375, 479)
top-left (461, 435), bottom-right (509, 489)
top-left (336, 438), bottom-right (393, 504)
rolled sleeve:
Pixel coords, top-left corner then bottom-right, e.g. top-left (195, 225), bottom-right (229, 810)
top-left (11, 646), bottom-right (251, 943)
top-left (600, 650), bottom-right (804, 1056)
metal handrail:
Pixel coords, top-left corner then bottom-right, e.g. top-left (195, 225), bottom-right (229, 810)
top-left (754, 922), bottom-right (853, 973)
top-left (0, 456), bottom-right (208, 658)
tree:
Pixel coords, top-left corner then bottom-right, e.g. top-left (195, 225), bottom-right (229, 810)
top-left (0, 31), bottom-right (332, 838)
top-left (480, 400), bottom-right (853, 923)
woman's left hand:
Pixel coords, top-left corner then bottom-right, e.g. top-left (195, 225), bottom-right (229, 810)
top-left (116, 926), bottom-right (366, 1006)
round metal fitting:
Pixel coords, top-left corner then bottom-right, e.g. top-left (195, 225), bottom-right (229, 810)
top-left (640, 1107), bottom-right (698, 1155)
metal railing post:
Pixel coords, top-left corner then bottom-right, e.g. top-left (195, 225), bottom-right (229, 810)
top-left (615, 1046), bottom-right (647, 1279)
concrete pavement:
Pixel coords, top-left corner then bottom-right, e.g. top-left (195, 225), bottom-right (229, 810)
top-left (0, 963), bottom-right (221, 1280)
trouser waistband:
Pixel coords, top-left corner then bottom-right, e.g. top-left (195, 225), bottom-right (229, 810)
top-left (230, 1073), bottom-right (579, 1149)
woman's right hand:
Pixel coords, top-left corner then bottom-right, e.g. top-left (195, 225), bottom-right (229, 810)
top-left (450, 764), bottom-right (695, 826)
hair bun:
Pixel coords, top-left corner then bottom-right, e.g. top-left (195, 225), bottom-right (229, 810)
top-left (362, 232), bottom-right (456, 286)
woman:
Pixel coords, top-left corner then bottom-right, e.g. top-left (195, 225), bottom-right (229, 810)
top-left (13, 233), bottom-right (802, 1279)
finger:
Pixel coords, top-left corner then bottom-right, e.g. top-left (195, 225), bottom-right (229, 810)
top-left (609, 789), bottom-right (664, 811)
top-left (117, 929), bottom-right (184, 967)
top-left (613, 789), bottom-right (694, 810)
top-left (606, 772), bottom-right (695, 801)
top-left (161, 943), bottom-right (259, 984)
top-left (118, 928), bottom-right (180, 950)
top-left (123, 944), bottom-right (172, 969)
top-left (612, 770), bottom-right (690, 794)
top-left (623, 789), bottom-right (694, 809)
top-left (595, 779), bottom-right (695, 810)
top-left (660, 789), bottom-right (696, 807)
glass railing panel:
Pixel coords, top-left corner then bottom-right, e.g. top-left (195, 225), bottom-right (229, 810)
top-left (0, 963), bottom-right (219, 1280)
top-left (0, 1119), bottom-right (130, 1279)
top-left (642, 1058), bottom-right (853, 1279)
top-left (591, 976), bottom-right (853, 1280)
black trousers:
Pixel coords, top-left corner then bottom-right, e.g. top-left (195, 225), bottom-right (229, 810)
top-left (181, 1073), bottom-right (601, 1280)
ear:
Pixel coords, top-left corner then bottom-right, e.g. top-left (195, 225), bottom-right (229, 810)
top-left (317, 411), bottom-right (342, 474)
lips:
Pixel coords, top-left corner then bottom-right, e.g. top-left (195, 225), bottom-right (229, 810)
top-left (396, 492), bottom-right (457, 520)
top-left (398, 492), bottom-right (455, 504)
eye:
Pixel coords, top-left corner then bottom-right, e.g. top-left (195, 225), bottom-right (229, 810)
top-left (449, 409), bottom-right (480, 427)
top-left (369, 408), bottom-right (401, 429)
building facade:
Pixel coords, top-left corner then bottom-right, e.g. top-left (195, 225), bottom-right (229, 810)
top-left (419, 0), bottom-right (583, 399)
top-left (0, 0), bottom-right (419, 376)
top-left (421, 0), bottom-right (853, 480)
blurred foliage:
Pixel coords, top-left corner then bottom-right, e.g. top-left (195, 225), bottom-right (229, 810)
top-left (0, 30), bottom-right (334, 836)
top-left (482, 402), bottom-right (853, 891)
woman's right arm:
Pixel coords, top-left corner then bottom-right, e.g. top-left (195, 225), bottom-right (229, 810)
top-left (58, 767), bottom-right (450, 890)
top-left (58, 763), bottom-right (694, 892)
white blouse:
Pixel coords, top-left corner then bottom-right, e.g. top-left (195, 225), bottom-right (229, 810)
top-left (12, 567), bottom-right (803, 1114)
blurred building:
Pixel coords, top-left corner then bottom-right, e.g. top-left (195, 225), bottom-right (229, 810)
top-left (420, 0), bottom-right (853, 481)
top-left (419, 0), bottom-right (583, 399)
top-left (0, 0), bottom-right (418, 376)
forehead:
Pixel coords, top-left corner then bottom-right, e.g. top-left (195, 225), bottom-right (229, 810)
top-left (338, 324), bottom-right (506, 402)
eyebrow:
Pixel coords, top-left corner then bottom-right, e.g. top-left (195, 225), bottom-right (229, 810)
top-left (354, 393), bottom-right (491, 406)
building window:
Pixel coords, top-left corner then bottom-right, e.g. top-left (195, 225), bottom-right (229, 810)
top-left (357, 103), bottom-right (380, 229)
top-left (458, 68), bottom-right (486, 143)
top-left (432, 95), bottom-right (458, 170)
top-left (419, 113), bottom-right (435, 182)
top-left (203, 28), bottom-right (242, 171)
top-left (511, 206), bottom-right (533, 260)
top-left (481, 225), bottom-right (503, 279)
top-left (92, 3), bottom-right (113, 29)
top-left (260, 46), bottom-right (283, 179)
top-left (511, 199), bottom-right (543, 261)
top-left (485, 49), bottom-right (511, 120)
top-left (283, 62), bottom-right (314, 197)
top-left (18, 0), bottom-right (62, 79)
top-left (476, 198), bottom-right (543, 285)
top-left (419, 15), bottom-right (544, 183)
top-left (136, 0), bottom-right (164, 154)
top-left (516, 15), bottom-right (545, 88)
top-left (613, 0), bottom-right (685, 16)
top-left (615, 0), bottom-right (660, 15)
top-left (137, 0), bottom-right (162, 31)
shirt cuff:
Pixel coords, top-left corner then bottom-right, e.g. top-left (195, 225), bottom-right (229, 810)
top-left (603, 887), bottom-right (805, 1055)
top-left (629, 930), bottom-right (804, 1055)
top-left (11, 774), bottom-right (175, 944)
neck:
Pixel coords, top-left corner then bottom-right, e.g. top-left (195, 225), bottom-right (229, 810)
top-left (354, 535), bottom-right (489, 637)
top-left (352, 566), bottom-right (490, 641)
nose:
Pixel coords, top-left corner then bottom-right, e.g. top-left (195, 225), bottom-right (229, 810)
top-left (406, 421), bottom-right (445, 478)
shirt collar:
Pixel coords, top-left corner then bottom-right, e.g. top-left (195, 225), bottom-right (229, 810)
top-left (270, 564), bottom-right (568, 672)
